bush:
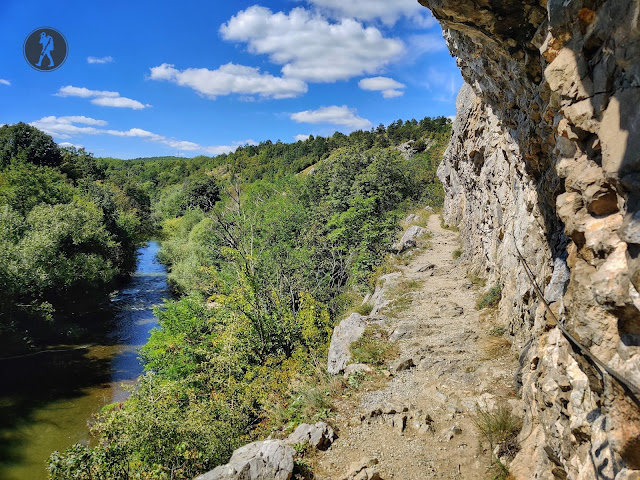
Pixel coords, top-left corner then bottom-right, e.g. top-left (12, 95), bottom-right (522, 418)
top-left (452, 248), bottom-right (462, 259)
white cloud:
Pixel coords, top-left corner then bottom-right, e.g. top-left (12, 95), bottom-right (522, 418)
top-left (56, 86), bottom-right (119, 98)
top-left (0, 79), bottom-right (11, 86)
top-left (87, 56), bottom-right (114, 64)
top-left (291, 105), bottom-right (372, 130)
top-left (91, 96), bottom-right (150, 109)
top-left (149, 62), bottom-right (307, 99)
top-left (220, 6), bottom-right (404, 82)
top-left (30, 116), bottom-right (239, 155)
top-left (55, 85), bottom-right (150, 109)
top-left (358, 76), bottom-right (405, 98)
top-left (294, 134), bottom-right (311, 142)
top-left (306, 0), bottom-right (437, 27)
top-left (30, 116), bottom-right (105, 139)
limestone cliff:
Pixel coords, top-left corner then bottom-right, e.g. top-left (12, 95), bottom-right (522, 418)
top-left (418, 0), bottom-right (640, 478)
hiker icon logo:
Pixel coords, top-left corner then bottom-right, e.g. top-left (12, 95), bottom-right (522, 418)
top-left (24, 27), bottom-right (68, 71)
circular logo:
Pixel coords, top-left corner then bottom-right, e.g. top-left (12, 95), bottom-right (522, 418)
top-left (24, 27), bottom-right (68, 72)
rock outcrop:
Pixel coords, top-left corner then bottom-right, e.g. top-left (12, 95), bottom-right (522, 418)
top-left (327, 313), bottom-right (385, 374)
top-left (285, 422), bottom-right (338, 451)
top-left (393, 225), bottom-right (429, 253)
top-left (194, 440), bottom-right (295, 480)
top-left (418, 0), bottom-right (640, 478)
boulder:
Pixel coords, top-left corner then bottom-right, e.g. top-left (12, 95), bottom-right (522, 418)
top-left (195, 440), bottom-right (294, 480)
top-left (393, 225), bottom-right (429, 253)
top-left (327, 313), bottom-right (383, 374)
top-left (391, 357), bottom-right (415, 373)
top-left (369, 272), bottom-right (402, 315)
top-left (285, 422), bottom-right (337, 451)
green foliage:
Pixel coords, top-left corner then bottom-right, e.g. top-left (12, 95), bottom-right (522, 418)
top-left (183, 175), bottom-right (220, 212)
top-left (346, 370), bottom-right (366, 388)
top-left (0, 162), bottom-right (73, 214)
top-left (60, 147), bottom-right (106, 183)
top-left (350, 326), bottom-right (398, 366)
top-left (453, 248), bottom-right (462, 259)
top-left (477, 284), bottom-right (502, 310)
top-left (0, 122), bottom-right (62, 168)
top-left (0, 125), bottom-right (150, 346)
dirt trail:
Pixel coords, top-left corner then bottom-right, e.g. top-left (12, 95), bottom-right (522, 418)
top-left (312, 213), bottom-right (519, 480)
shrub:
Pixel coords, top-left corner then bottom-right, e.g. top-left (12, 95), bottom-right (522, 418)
top-left (452, 248), bottom-right (462, 259)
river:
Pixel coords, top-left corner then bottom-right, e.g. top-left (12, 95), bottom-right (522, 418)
top-left (0, 241), bottom-right (169, 480)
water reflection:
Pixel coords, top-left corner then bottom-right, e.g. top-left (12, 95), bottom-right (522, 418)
top-left (0, 241), bottom-right (169, 480)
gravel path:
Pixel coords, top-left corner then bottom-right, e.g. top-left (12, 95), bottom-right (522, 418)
top-left (312, 213), bottom-right (520, 480)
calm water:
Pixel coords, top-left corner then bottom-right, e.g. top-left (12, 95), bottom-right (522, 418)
top-left (0, 241), bottom-right (169, 480)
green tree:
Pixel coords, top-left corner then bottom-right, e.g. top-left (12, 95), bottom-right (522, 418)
top-left (0, 122), bottom-right (62, 168)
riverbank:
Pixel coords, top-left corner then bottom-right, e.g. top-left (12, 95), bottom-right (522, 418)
top-left (0, 241), bottom-right (169, 480)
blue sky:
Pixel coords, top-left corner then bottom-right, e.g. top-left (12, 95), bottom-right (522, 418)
top-left (0, 0), bottom-right (463, 159)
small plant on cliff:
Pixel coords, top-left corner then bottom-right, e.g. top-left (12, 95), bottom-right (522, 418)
top-left (476, 284), bottom-right (502, 310)
top-left (452, 248), bottom-right (463, 259)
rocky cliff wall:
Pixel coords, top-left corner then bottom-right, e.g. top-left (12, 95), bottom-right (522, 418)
top-left (418, 0), bottom-right (640, 478)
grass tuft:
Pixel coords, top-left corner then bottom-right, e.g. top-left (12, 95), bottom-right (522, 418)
top-left (354, 302), bottom-right (373, 316)
top-left (467, 273), bottom-right (486, 288)
top-left (381, 278), bottom-right (422, 317)
top-left (452, 248), bottom-right (462, 259)
top-left (476, 284), bottom-right (502, 310)
top-left (481, 336), bottom-right (512, 360)
top-left (350, 326), bottom-right (398, 366)
top-left (472, 402), bottom-right (522, 467)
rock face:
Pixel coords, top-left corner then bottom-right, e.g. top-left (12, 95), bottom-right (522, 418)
top-left (194, 440), bottom-right (294, 480)
top-left (418, 0), bottom-right (640, 478)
